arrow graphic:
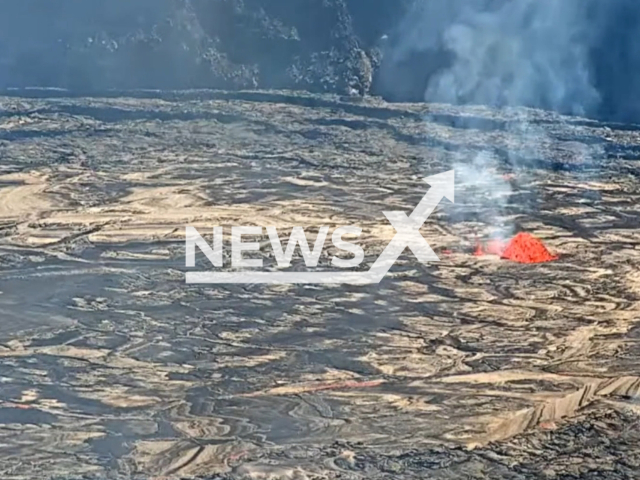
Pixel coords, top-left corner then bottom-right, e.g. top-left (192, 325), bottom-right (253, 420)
top-left (186, 170), bottom-right (455, 284)
top-left (365, 169), bottom-right (454, 282)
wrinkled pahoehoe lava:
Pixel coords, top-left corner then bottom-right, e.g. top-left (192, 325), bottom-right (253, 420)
top-left (0, 89), bottom-right (640, 479)
top-left (2, 0), bottom-right (640, 121)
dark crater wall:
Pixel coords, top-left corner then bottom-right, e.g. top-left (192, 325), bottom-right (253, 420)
top-left (0, 0), bottom-right (638, 121)
top-left (0, 0), bottom-right (410, 95)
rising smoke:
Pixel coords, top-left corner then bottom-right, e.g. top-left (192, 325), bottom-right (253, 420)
top-left (407, 0), bottom-right (601, 115)
top-left (381, 0), bottom-right (640, 121)
top-left (427, 0), bottom-right (598, 115)
top-left (381, 0), bottom-right (625, 239)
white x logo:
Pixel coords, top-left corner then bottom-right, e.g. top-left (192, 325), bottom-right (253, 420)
top-left (382, 211), bottom-right (439, 264)
top-left (368, 170), bottom-right (454, 279)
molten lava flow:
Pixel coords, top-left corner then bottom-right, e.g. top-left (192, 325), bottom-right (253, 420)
top-left (500, 232), bottom-right (558, 264)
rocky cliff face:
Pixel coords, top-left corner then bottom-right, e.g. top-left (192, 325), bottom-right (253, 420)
top-left (1, 0), bottom-right (639, 121)
top-left (0, 0), bottom-right (410, 95)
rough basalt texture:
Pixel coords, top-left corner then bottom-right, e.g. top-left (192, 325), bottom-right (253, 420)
top-left (0, 0), bottom-right (411, 96)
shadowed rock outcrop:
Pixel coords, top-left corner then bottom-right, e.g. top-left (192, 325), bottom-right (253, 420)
top-left (2, 0), bottom-right (639, 121)
top-left (0, 0), bottom-right (408, 95)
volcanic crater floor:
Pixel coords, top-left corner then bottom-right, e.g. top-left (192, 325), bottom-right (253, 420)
top-left (0, 90), bottom-right (640, 479)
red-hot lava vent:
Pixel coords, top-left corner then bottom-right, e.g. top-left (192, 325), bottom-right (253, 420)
top-left (473, 233), bottom-right (558, 264)
top-left (500, 232), bottom-right (558, 264)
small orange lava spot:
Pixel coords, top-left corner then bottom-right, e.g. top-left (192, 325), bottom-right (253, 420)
top-left (539, 421), bottom-right (557, 430)
top-left (473, 239), bottom-right (506, 256)
top-left (330, 380), bottom-right (383, 390)
top-left (485, 239), bottom-right (507, 256)
top-left (473, 239), bottom-right (484, 256)
top-left (228, 451), bottom-right (248, 462)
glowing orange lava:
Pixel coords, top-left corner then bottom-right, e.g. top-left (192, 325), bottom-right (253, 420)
top-left (500, 232), bottom-right (558, 263)
top-left (474, 233), bottom-right (558, 264)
